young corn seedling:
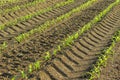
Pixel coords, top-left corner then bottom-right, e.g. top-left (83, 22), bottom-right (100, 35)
top-left (89, 66), bottom-right (100, 80)
top-left (57, 45), bottom-right (61, 51)
top-left (63, 35), bottom-right (74, 47)
top-left (44, 51), bottom-right (51, 60)
top-left (0, 42), bottom-right (7, 53)
top-left (11, 76), bottom-right (16, 80)
top-left (15, 33), bottom-right (29, 42)
top-left (74, 32), bottom-right (79, 39)
top-left (97, 54), bottom-right (108, 67)
top-left (34, 61), bottom-right (41, 70)
top-left (1, 41), bottom-right (7, 49)
top-left (53, 49), bottom-right (58, 55)
top-left (53, 45), bottom-right (61, 55)
top-left (28, 64), bottom-right (33, 73)
top-left (89, 65), bottom-right (101, 80)
top-left (19, 70), bottom-right (27, 79)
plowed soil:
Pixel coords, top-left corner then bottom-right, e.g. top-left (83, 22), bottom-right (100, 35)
top-left (0, 0), bottom-right (120, 80)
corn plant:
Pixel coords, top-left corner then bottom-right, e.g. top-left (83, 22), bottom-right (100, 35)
top-left (0, 41), bottom-right (7, 53)
top-left (28, 64), bottom-right (33, 73)
top-left (15, 33), bottom-right (30, 42)
top-left (19, 70), bottom-right (27, 79)
top-left (88, 65), bottom-right (101, 80)
top-left (44, 52), bottom-right (51, 60)
top-left (1, 41), bottom-right (7, 49)
top-left (53, 45), bottom-right (61, 55)
top-left (11, 76), bottom-right (16, 80)
top-left (34, 61), bottom-right (41, 70)
top-left (63, 35), bottom-right (74, 47)
top-left (53, 49), bottom-right (57, 55)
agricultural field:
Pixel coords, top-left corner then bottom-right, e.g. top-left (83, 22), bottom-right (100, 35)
top-left (0, 0), bottom-right (120, 80)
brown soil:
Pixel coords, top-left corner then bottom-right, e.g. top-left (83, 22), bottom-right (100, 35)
top-left (98, 42), bottom-right (120, 80)
top-left (0, 0), bottom-right (113, 76)
top-left (0, 0), bottom-right (120, 80)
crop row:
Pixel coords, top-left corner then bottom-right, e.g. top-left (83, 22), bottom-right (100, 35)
top-left (0, 0), bottom-right (74, 30)
top-left (0, 0), bottom-right (46, 15)
top-left (12, 0), bottom-right (120, 79)
top-left (88, 23), bottom-right (120, 80)
top-left (15, 0), bottom-right (96, 43)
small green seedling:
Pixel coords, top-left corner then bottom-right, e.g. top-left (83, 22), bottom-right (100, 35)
top-left (11, 76), bottom-right (16, 80)
top-left (34, 61), bottom-right (41, 70)
top-left (44, 52), bottom-right (51, 60)
top-left (19, 70), bottom-right (27, 79)
top-left (28, 64), bottom-right (33, 73)
top-left (2, 42), bottom-right (7, 48)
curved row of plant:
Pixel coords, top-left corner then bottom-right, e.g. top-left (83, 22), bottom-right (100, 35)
top-left (15, 0), bottom-right (97, 42)
top-left (11, 0), bottom-right (120, 79)
top-left (87, 22), bottom-right (120, 80)
top-left (0, 0), bottom-right (74, 30)
top-left (0, 0), bottom-right (46, 15)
